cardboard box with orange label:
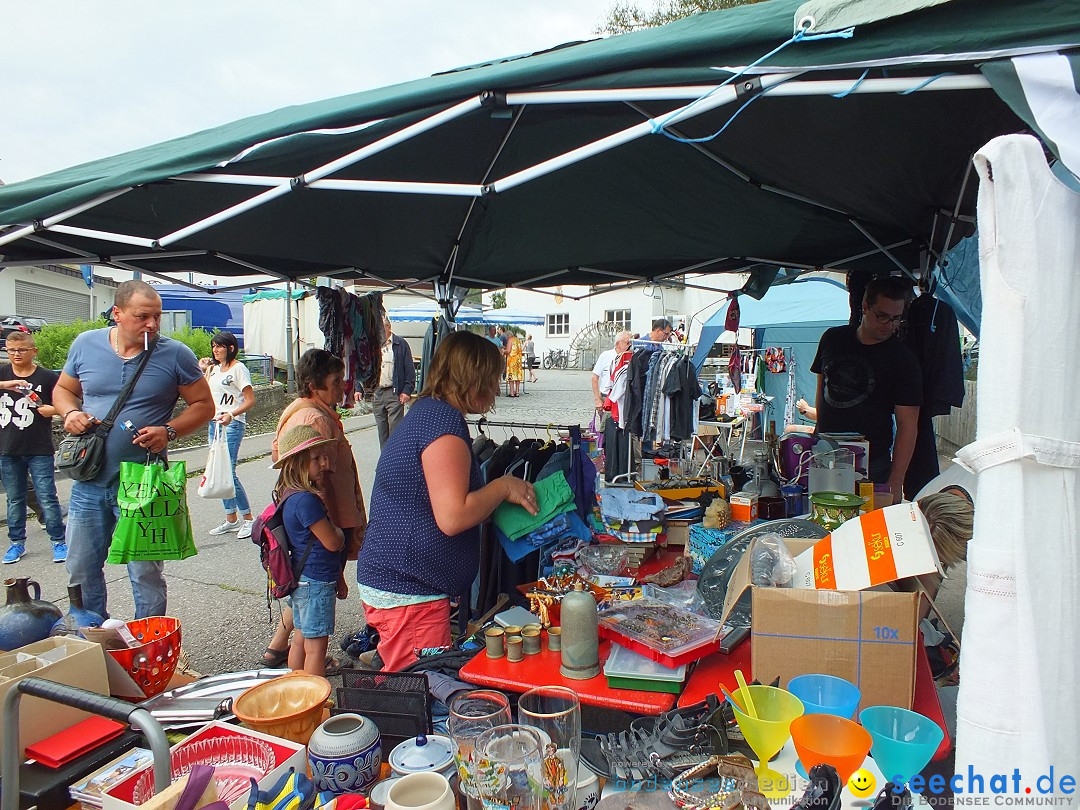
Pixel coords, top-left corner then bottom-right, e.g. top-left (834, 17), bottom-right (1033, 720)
top-left (792, 501), bottom-right (943, 591)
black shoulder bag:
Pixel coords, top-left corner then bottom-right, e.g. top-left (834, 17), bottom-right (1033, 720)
top-left (55, 338), bottom-right (157, 481)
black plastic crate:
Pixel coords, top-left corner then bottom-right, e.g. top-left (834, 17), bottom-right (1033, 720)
top-left (335, 671), bottom-right (432, 752)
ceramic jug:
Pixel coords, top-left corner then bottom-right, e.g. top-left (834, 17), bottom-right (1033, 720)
top-left (51, 584), bottom-right (105, 638)
top-left (307, 713), bottom-right (382, 795)
top-left (384, 772), bottom-right (455, 810)
top-left (0, 578), bottom-right (63, 652)
top-left (559, 582), bottom-right (600, 680)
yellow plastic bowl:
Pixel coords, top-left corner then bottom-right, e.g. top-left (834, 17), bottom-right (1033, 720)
top-left (233, 672), bottom-right (331, 745)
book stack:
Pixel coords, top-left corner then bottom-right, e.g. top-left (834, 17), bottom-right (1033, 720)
top-left (603, 643), bottom-right (687, 693)
top-left (69, 749), bottom-right (153, 810)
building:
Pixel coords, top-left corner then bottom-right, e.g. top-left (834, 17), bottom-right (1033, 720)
top-left (0, 263), bottom-right (118, 325)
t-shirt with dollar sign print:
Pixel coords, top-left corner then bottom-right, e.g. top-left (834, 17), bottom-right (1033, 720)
top-left (0, 365), bottom-right (59, 456)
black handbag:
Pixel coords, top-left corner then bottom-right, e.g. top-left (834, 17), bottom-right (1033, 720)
top-left (55, 337), bottom-right (157, 481)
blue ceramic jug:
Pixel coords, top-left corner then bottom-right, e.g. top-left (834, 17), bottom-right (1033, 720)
top-left (0, 577), bottom-right (63, 652)
top-left (51, 584), bottom-right (105, 638)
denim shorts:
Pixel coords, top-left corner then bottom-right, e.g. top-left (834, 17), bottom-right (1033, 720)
top-left (287, 577), bottom-right (337, 638)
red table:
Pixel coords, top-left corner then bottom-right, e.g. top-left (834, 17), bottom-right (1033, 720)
top-left (677, 636), bottom-right (952, 761)
top-left (459, 638), bottom-right (677, 715)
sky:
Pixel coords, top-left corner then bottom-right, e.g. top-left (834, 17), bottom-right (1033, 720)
top-left (1, 0), bottom-right (619, 185)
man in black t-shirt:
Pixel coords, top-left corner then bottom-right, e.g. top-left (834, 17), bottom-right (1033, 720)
top-left (0, 331), bottom-right (66, 565)
top-left (809, 276), bottom-right (922, 503)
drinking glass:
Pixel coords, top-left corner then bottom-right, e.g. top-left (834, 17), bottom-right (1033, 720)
top-left (517, 686), bottom-right (580, 810)
top-left (448, 690), bottom-right (512, 810)
top-left (473, 724), bottom-right (545, 810)
top-left (730, 684), bottom-right (804, 800)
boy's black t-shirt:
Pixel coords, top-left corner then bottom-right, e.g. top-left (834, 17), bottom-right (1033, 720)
top-left (0, 365), bottom-right (59, 456)
top-left (810, 326), bottom-right (922, 469)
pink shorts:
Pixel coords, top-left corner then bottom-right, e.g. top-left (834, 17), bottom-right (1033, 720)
top-left (362, 599), bottom-right (451, 672)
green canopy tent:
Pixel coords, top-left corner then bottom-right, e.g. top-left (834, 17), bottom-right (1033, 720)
top-left (0, 0), bottom-right (1077, 297)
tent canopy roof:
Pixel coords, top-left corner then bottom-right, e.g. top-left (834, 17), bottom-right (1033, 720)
top-left (1, 0), bottom-right (1077, 290)
top-left (706, 276), bottom-right (850, 330)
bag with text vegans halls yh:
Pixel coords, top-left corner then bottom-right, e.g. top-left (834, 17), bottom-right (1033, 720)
top-left (108, 458), bottom-right (198, 563)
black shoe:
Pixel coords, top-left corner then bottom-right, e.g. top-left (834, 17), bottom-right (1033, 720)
top-left (792, 764), bottom-right (841, 810)
top-left (872, 783), bottom-right (912, 810)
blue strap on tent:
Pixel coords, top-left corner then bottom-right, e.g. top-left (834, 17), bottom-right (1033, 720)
top-left (832, 69), bottom-right (871, 98)
top-left (649, 25), bottom-right (855, 143)
top-left (899, 73), bottom-right (956, 95)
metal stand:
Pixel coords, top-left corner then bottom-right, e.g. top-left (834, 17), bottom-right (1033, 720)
top-left (2, 678), bottom-right (171, 810)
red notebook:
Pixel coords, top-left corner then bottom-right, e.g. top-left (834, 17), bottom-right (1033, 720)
top-left (25, 716), bottom-right (127, 769)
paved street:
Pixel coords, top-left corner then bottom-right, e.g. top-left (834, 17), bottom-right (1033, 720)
top-left (0, 370), bottom-right (600, 675)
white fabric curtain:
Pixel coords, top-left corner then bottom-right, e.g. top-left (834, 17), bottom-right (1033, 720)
top-left (954, 134), bottom-right (1080, 781)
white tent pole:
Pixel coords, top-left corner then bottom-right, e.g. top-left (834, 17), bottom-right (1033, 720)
top-left (48, 225), bottom-right (156, 248)
top-left (285, 281), bottom-right (296, 394)
top-left (848, 219), bottom-right (919, 278)
top-left (182, 174), bottom-right (483, 197)
top-left (0, 187), bottom-right (132, 249)
top-left (158, 96), bottom-right (485, 248)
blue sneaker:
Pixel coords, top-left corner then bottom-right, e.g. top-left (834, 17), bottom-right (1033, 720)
top-left (3, 544), bottom-right (25, 564)
top-left (52, 542), bottom-right (68, 563)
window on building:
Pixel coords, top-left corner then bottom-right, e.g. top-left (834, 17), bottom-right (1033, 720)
top-left (546, 313), bottom-right (569, 337)
top-left (604, 309), bottom-right (631, 331)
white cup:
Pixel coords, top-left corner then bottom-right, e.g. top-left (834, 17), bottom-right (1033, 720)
top-left (576, 767), bottom-right (600, 810)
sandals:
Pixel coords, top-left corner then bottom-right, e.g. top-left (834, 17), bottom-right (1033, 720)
top-left (324, 657), bottom-right (344, 678)
top-left (259, 647), bottom-right (289, 668)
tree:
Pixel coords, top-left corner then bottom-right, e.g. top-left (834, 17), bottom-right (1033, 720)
top-left (491, 290), bottom-right (507, 309)
top-left (598, 0), bottom-right (766, 35)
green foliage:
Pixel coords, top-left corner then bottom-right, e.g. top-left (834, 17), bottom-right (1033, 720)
top-left (491, 290), bottom-right (507, 309)
top-left (598, 0), bottom-right (766, 35)
top-left (168, 326), bottom-right (214, 361)
top-left (34, 319), bottom-right (108, 370)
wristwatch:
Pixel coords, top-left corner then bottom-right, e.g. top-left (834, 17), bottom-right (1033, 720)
top-left (163, 424), bottom-right (178, 442)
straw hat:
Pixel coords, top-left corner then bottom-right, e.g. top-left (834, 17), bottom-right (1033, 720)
top-left (273, 424), bottom-right (336, 468)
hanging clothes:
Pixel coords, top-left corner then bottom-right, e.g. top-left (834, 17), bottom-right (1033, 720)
top-left (954, 134), bottom-right (1080, 781)
top-left (903, 293), bottom-right (966, 496)
top-left (315, 286), bottom-right (385, 398)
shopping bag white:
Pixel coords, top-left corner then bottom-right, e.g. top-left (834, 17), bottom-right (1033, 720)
top-left (197, 424), bottom-right (235, 499)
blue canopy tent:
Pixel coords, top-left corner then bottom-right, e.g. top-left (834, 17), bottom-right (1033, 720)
top-left (483, 308), bottom-right (544, 326)
top-left (388, 303), bottom-right (485, 323)
top-left (692, 277), bottom-right (849, 423)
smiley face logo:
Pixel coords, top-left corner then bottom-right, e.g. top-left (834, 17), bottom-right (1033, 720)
top-left (848, 769), bottom-right (876, 798)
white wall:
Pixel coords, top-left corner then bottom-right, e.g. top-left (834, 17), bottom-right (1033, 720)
top-left (0, 265), bottom-right (117, 320)
top-left (495, 276), bottom-right (742, 357)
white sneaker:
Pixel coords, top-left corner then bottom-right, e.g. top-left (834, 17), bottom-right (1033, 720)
top-left (237, 520), bottom-right (254, 540)
top-left (209, 520), bottom-right (241, 536)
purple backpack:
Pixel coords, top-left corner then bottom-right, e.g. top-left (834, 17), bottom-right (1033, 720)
top-left (250, 489), bottom-right (313, 604)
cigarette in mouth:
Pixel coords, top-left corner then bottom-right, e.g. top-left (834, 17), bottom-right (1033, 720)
top-left (144, 332), bottom-right (149, 351)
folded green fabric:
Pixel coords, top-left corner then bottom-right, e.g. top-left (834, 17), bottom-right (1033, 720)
top-left (493, 471), bottom-right (576, 540)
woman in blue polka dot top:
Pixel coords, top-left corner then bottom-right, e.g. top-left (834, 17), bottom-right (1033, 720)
top-left (356, 331), bottom-right (539, 671)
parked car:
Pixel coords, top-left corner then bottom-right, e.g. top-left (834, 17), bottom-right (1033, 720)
top-left (0, 315), bottom-right (47, 345)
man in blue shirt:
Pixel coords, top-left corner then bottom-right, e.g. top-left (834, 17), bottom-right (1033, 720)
top-left (53, 281), bottom-right (214, 619)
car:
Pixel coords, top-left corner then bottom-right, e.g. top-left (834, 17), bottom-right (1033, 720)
top-left (0, 315), bottom-right (48, 346)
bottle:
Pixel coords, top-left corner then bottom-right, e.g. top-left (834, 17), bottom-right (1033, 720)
top-left (559, 582), bottom-right (600, 680)
top-left (51, 584), bottom-right (105, 638)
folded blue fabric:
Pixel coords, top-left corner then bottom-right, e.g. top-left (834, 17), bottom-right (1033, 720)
top-left (496, 511), bottom-right (592, 563)
top-left (601, 487), bottom-right (666, 522)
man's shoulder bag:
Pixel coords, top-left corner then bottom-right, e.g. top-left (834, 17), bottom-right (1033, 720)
top-left (55, 338), bottom-right (157, 482)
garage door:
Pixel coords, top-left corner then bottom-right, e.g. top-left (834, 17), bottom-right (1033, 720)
top-left (14, 281), bottom-right (91, 323)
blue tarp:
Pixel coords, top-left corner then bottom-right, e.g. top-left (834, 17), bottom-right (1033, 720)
top-left (692, 278), bottom-right (850, 422)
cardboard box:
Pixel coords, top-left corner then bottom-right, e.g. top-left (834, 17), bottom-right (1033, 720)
top-left (729, 493), bottom-right (758, 523)
top-left (722, 539), bottom-right (919, 711)
top-left (664, 520), bottom-right (691, 547)
top-left (791, 501), bottom-right (943, 591)
top-left (103, 721), bottom-right (307, 810)
top-left (0, 637), bottom-right (111, 775)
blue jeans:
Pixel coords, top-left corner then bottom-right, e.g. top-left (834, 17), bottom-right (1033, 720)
top-left (65, 481), bottom-right (167, 619)
top-left (209, 420), bottom-right (250, 516)
top-left (0, 455), bottom-right (65, 544)
top-left (287, 577), bottom-right (337, 638)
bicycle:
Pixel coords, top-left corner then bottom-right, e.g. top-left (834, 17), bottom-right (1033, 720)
top-left (542, 348), bottom-right (568, 369)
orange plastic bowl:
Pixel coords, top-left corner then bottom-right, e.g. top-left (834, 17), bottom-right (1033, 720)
top-left (105, 616), bottom-right (182, 699)
top-left (790, 714), bottom-right (872, 784)
top-left (233, 672), bottom-right (332, 745)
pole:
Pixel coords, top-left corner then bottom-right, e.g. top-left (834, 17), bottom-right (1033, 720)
top-left (285, 281), bottom-right (296, 394)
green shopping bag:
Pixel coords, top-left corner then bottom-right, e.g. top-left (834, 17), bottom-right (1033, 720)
top-left (108, 458), bottom-right (198, 563)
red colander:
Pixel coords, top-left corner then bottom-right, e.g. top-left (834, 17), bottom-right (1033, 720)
top-left (106, 616), bottom-right (182, 699)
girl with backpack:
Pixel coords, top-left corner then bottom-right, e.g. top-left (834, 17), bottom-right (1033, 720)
top-left (273, 424), bottom-right (347, 676)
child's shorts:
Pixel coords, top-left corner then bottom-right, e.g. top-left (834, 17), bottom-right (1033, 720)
top-left (287, 577), bottom-right (337, 638)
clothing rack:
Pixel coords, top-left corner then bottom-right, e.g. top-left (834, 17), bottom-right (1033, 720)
top-left (469, 418), bottom-right (582, 432)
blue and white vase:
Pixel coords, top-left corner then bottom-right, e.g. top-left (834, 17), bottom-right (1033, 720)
top-left (307, 713), bottom-right (382, 795)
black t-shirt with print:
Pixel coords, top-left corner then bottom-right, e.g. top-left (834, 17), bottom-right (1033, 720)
top-left (0, 365), bottom-right (59, 456)
top-left (810, 326), bottom-right (922, 469)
